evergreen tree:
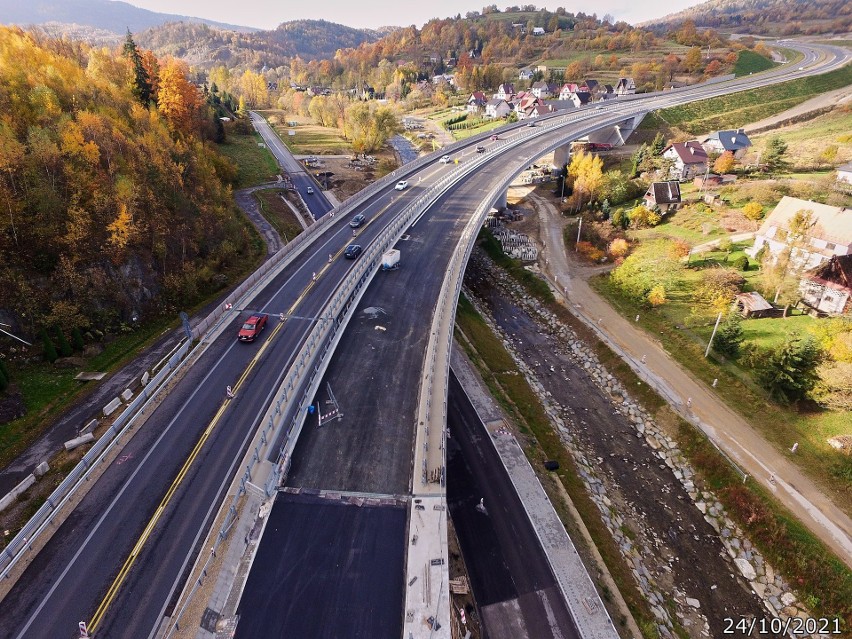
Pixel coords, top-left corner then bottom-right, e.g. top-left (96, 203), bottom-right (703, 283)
top-left (650, 132), bottom-right (666, 156)
top-left (71, 327), bottom-right (85, 352)
top-left (123, 30), bottom-right (153, 106)
top-left (763, 136), bottom-right (788, 172)
top-left (713, 313), bottom-right (744, 358)
top-left (40, 328), bottom-right (58, 363)
top-left (55, 326), bottom-right (73, 357)
top-left (213, 114), bottom-right (226, 143)
top-left (752, 334), bottom-right (824, 404)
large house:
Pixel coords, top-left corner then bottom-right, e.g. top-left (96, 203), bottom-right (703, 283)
top-left (567, 91), bottom-right (592, 108)
top-left (800, 255), bottom-right (852, 315)
top-left (747, 196), bottom-right (852, 271)
top-left (614, 77), bottom-right (636, 95)
top-left (485, 98), bottom-right (512, 119)
top-left (663, 141), bottom-right (709, 180)
top-left (530, 81), bottom-right (557, 99)
top-left (643, 181), bottom-right (682, 213)
top-left (558, 83), bottom-right (580, 100)
top-left (496, 83), bottom-right (515, 100)
top-left (467, 91), bottom-right (488, 114)
top-left (702, 129), bottom-right (753, 159)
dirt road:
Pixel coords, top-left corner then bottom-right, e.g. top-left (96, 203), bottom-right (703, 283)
top-left (528, 193), bottom-right (852, 568)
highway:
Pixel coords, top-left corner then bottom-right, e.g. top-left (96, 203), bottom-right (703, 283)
top-left (0, 41), bottom-right (846, 638)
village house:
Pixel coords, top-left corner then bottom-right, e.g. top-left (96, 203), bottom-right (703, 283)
top-left (558, 83), bottom-right (580, 100)
top-left (662, 141), bottom-right (709, 180)
top-left (643, 181), bottom-right (682, 213)
top-left (496, 83), bottom-right (515, 100)
top-left (530, 81), bottom-right (557, 99)
top-left (485, 98), bottom-right (512, 119)
top-left (614, 77), bottom-right (636, 95)
top-left (431, 74), bottom-right (455, 86)
top-left (800, 255), bottom-right (852, 316)
top-left (567, 91), bottom-right (592, 108)
top-left (518, 68), bottom-right (535, 81)
top-left (532, 26), bottom-right (546, 35)
top-left (747, 196), bottom-right (852, 271)
top-left (702, 129), bottom-right (753, 159)
top-left (467, 91), bottom-right (488, 114)
top-left (836, 162), bottom-right (852, 185)
top-left (579, 79), bottom-right (599, 95)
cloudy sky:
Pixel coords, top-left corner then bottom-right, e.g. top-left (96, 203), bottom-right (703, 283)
top-left (125, 0), bottom-right (700, 30)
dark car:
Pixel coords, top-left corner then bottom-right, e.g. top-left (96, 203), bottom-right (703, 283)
top-left (349, 214), bottom-right (366, 228)
top-left (237, 314), bottom-right (268, 342)
top-left (476, 146), bottom-right (485, 154)
top-left (344, 244), bottom-right (363, 259)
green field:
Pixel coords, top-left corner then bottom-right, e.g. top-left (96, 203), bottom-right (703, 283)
top-left (259, 111), bottom-right (352, 155)
top-left (734, 50), bottom-right (777, 77)
top-left (253, 189), bottom-right (305, 243)
top-left (644, 64), bottom-right (852, 134)
top-left (216, 130), bottom-right (279, 188)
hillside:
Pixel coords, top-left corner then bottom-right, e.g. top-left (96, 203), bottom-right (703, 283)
top-left (0, 26), bottom-right (255, 339)
top-left (137, 19), bottom-right (380, 69)
top-left (0, 0), bottom-right (254, 36)
top-left (643, 0), bottom-right (852, 35)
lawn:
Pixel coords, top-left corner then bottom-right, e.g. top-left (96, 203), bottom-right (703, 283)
top-left (216, 130), bottom-right (279, 188)
top-left (734, 50), bottom-right (777, 77)
top-left (449, 118), bottom-right (504, 140)
top-left (645, 64), bottom-right (852, 135)
top-left (631, 206), bottom-right (728, 244)
top-left (259, 111), bottom-right (352, 155)
top-left (253, 189), bottom-right (305, 243)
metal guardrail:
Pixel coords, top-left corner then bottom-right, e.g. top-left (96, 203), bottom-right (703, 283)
top-left (0, 338), bottom-right (192, 579)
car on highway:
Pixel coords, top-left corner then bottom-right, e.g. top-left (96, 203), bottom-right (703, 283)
top-left (349, 213), bottom-right (366, 228)
top-left (439, 155), bottom-right (451, 163)
top-left (395, 180), bottom-right (409, 190)
top-left (526, 121), bottom-right (536, 127)
top-left (237, 314), bottom-right (268, 342)
top-left (306, 186), bottom-right (314, 194)
top-left (490, 134), bottom-right (499, 141)
top-left (344, 244), bottom-right (363, 259)
top-left (476, 146), bottom-right (485, 154)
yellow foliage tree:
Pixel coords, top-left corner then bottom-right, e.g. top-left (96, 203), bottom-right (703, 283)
top-left (647, 285), bottom-right (667, 306)
top-left (158, 58), bottom-right (202, 135)
top-left (713, 152), bottom-right (735, 174)
top-left (742, 201), bottom-right (764, 221)
top-left (107, 203), bottom-right (134, 259)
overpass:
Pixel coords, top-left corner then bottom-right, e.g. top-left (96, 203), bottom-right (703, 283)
top-left (0, 41), bottom-right (848, 639)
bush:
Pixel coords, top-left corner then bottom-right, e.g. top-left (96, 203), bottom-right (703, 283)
top-left (71, 327), bottom-right (85, 352)
top-left (732, 255), bottom-right (749, 271)
top-left (55, 327), bottom-right (72, 358)
top-left (40, 328), bottom-right (58, 363)
top-left (576, 241), bottom-right (606, 262)
top-left (743, 201), bottom-right (764, 221)
top-left (713, 313), bottom-right (745, 358)
top-left (608, 238), bottom-right (629, 258)
top-left (628, 204), bottom-right (661, 228)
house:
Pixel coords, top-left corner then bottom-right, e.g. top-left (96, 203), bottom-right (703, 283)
top-left (702, 129), bottom-right (753, 159)
top-left (511, 22), bottom-right (527, 34)
top-left (558, 83), bottom-right (580, 100)
top-left (307, 86), bottom-right (331, 96)
top-left (544, 99), bottom-right (576, 112)
top-left (496, 83), bottom-right (515, 100)
top-left (485, 98), bottom-right (512, 119)
top-left (579, 79), bottom-right (599, 95)
top-left (467, 91), bottom-right (488, 114)
top-left (532, 27), bottom-right (546, 35)
top-left (518, 68), bottom-right (535, 81)
top-left (568, 91), bottom-right (592, 108)
top-left (643, 181), bottom-right (682, 213)
top-left (747, 196), bottom-right (852, 271)
top-left (663, 141), bottom-right (709, 180)
top-left (614, 77), bottom-right (636, 95)
top-left (531, 81), bottom-right (557, 99)
top-left (734, 292), bottom-right (775, 318)
top-left (524, 103), bottom-right (554, 119)
top-left (800, 255), bottom-right (852, 315)
top-left (836, 162), bottom-right (852, 185)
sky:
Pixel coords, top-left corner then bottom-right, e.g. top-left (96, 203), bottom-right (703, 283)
top-left (123, 0), bottom-right (700, 30)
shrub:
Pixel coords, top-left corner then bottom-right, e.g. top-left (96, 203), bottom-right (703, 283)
top-left (608, 238), bottom-right (629, 258)
top-left (40, 328), bottom-right (58, 363)
top-left (713, 313), bottom-right (745, 358)
top-left (54, 327), bottom-right (72, 358)
top-left (577, 241), bottom-right (606, 262)
top-left (71, 327), bottom-right (85, 352)
top-left (628, 204), bottom-right (661, 228)
top-left (647, 285), bottom-right (667, 306)
top-left (743, 201), bottom-right (764, 221)
top-left (732, 255), bottom-right (749, 271)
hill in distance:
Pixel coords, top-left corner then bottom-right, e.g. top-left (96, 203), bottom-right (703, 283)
top-left (0, 0), bottom-right (255, 36)
top-left (643, 0), bottom-right (851, 35)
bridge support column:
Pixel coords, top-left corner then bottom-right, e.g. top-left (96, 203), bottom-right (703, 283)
top-left (552, 143), bottom-right (571, 169)
top-left (493, 188), bottom-right (508, 211)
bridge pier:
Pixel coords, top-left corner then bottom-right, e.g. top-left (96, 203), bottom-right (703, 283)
top-left (552, 143), bottom-right (571, 169)
top-left (493, 188), bottom-right (508, 211)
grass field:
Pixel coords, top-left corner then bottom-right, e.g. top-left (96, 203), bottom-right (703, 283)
top-left (734, 50), bottom-right (777, 77)
top-left (253, 189), bottom-right (305, 243)
top-left (259, 111), bottom-right (352, 155)
top-left (216, 130), bottom-right (279, 188)
top-left (644, 64), bottom-right (852, 135)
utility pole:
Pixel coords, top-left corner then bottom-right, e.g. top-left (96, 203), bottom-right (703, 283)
top-left (705, 312), bottom-right (723, 358)
top-left (575, 217), bottom-right (583, 251)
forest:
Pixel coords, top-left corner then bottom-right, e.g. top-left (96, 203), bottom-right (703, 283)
top-left (0, 26), bottom-right (255, 340)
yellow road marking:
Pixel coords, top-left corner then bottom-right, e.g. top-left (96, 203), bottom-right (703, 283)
top-left (88, 273), bottom-right (321, 631)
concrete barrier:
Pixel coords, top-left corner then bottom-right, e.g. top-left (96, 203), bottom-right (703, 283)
top-left (0, 475), bottom-right (36, 513)
top-left (121, 389), bottom-right (133, 402)
top-left (34, 462), bottom-right (49, 477)
top-left (103, 397), bottom-right (122, 416)
top-left (141, 371), bottom-right (150, 386)
top-left (64, 433), bottom-right (95, 451)
top-left (81, 419), bottom-right (98, 434)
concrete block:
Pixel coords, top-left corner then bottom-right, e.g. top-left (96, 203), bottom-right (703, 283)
top-left (121, 389), bottom-right (133, 402)
top-left (141, 371), bottom-right (150, 386)
top-left (34, 461), bottom-right (49, 477)
top-left (64, 433), bottom-right (95, 451)
top-left (0, 474), bottom-right (36, 513)
top-left (103, 397), bottom-right (122, 416)
top-left (81, 419), bottom-right (98, 434)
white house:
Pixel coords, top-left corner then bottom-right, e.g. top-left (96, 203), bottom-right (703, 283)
top-left (614, 77), bottom-right (636, 95)
top-left (567, 91), bottom-right (592, 108)
top-left (800, 255), bottom-right (852, 315)
top-left (496, 83), bottom-right (515, 100)
top-left (702, 129), bottom-right (753, 159)
top-left (467, 91), bottom-right (488, 114)
top-left (747, 196), bottom-right (852, 272)
top-left (532, 27), bottom-right (546, 35)
top-left (662, 141), bottom-right (708, 180)
top-left (518, 68), bottom-right (535, 80)
top-left (558, 83), bottom-right (580, 100)
top-left (530, 81), bottom-right (556, 99)
top-left (836, 162), bottom-right (852, 185)
top-left (485, 98), bottom-right (512, 119)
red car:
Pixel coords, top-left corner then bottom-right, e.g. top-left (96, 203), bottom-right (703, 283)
top-left (237, 314), bottom-right (268, 342)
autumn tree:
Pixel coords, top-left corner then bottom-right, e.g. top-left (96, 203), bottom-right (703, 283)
top-left (742, 201), bottom-right (764, 221)
top-left (342, 102), bottom-right (400, 154)
top-left (713, 152), bottom-right (735, 174)
top-left (566, 150), bottom-right (603, 211)
top-left (158, 58), bottom-right (204, 134)
top-left (684, 46), bottom-right (704, 74)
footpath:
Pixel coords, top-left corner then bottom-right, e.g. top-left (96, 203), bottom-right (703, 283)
top-left (529, 193), bottom-right (852, 568)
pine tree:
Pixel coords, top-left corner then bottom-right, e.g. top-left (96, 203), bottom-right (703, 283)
top-left (55, 326), bottom-right (73, 357)
top-left (41, 328), bottom-right (58, 363)
top-left (123, 30), bottom-right (153, 106)
top-left (71, 327), bottom-right (85, 352)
